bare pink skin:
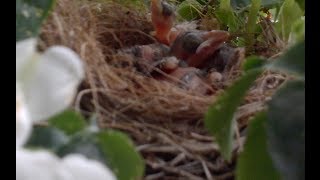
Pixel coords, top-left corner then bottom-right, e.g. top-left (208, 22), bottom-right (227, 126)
top-left (151, 0), bottom-right (176, 45)
top-left (187, 31), bottom-right (229, 67)
top-left (158, 67), bottom-right (211, 94)
top-left (170, 30), bottom-right (230, 68)
top-left (150, 0), bottom-right (229, 68)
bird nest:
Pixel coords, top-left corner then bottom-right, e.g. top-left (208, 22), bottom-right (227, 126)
top-left (39, 0), bottom-right (286, 179)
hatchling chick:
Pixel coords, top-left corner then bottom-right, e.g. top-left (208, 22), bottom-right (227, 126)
top-left (118, 45), bottom-right (215, 94)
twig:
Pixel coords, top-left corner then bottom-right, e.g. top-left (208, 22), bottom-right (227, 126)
top-left (190, 132), bottom-right (214, 141)
top-left (145, 172), bottom-right (165, 180)
top-left (201, 159), bottom-right (213, 180)
top-left (146, 160), bottom-right (204, 180)
top-left (170, 153), bottom-right (186, 166)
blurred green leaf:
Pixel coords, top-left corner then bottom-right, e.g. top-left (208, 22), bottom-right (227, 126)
top-left (242, 56), bottom-right (266, 72)
top-left (266, 80), bottom-right (305, 180)
top-left (204, 69), bottom-right (262, 160)
top-left (275, 0), bottom-right (303, 41)
top-left (57, 132), bottom-right (106, 163)
top-left (288, 17), bottom-right (305, 45)
top-left (231, 0), bottom-right (283, 11)
top-left (57, 130), bottom-right (144, 180)
top-left (245, 0), bottom-right (261, 46)
top-left (215, 0), bottom-right (239, 32)
top-left (268, 40), bottom-right (304, 76)
top-left (236, 112), bottom-right (281, 180)
top-left (195, 0), bottom-right (208, 5)
top-left (26, 126), bottom-right (69, 152)
top-left (294, 0), bottom-right (304, 10)
top-left (96, 130), bottom-right (145, 180)
top-left (16, 0), bottom-right (55, 41)
top-left (48, 110), bottom-right (87, 135)
top-left (177, 0), bottom-right (203, 21)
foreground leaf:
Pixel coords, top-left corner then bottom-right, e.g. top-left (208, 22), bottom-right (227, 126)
top-left (275, 0), bottom-right (303, 41)
top-left (57, 130), bottom-right (144, 180)
top-left (268, 40), bottom-right (304, 76)
top-left (236, 112), bottom-right (281, 180)
top-left (97, 130), bottom-right (145, 180)
top-left (245, 0), bottom-right (261, 46)
top-left (48, 110), bottom-right (87, 135)
top-left (204, 69), bottom-right (262, 160)
top-left (266, 80), bottom-right (305, 180)
top-left (16, 0), bottom-right (55, 41)
top-left (294, 0), bottom-right (304, 10)
top-left (57, 131), bottom-right (106, 162)
top-left (288, 17), bottom-right (305, 45)
top-left (26, 126), bottom-right (69, 151)
top-left (242, 56), bottom-right (266, 72)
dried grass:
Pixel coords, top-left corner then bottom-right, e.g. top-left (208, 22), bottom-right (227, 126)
top-left (39, 0), bottom-right (286, 179)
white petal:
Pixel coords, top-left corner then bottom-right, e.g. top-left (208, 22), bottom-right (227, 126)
top-left (23, 46), bottom-right (85, 122)
top-left (16, 149), bottom-right (72, 180)
top-left (62, 154), bottom-right (117, 180)
top-left (16, 38), bottom-right (37, 80)
top-left (16, 83), bottom-right (31, 148)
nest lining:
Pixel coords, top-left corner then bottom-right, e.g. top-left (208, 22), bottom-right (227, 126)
top-left (39, 0), bottom-right (286, 179)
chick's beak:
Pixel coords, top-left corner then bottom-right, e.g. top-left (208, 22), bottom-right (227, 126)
top-left (151, 0), bottom-right (162, 15)
top-left (151, 0), bottom-right (176, 45)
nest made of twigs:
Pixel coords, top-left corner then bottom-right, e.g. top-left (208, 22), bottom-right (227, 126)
top-left (39, 0), bottom-right (286, 179)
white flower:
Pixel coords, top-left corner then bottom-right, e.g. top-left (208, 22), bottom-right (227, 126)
top-left (16, 38), bottom-right (84, 146)
top-left (16, 83), bottom-right (31, 148)
top-left (16, 149), bottom-right (68, 180)
top-left (62, 154), bottom-right (116, 180)
top-left (16, 38), bottom-right (84, 122)
top-left (16, 149), bottom-right (116, 180)
top-left (16, 38), bottom-right (117, 180)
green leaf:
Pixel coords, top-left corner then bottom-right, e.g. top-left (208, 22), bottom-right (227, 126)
top-left (245, 0), bottom-right (261, 46)
top-left (275, 0), bottom-right (303, 41)
top-left (288, 16), bottom-right (305, 45)
top-left (204, 69), bottom-right (262, 160)
top-left (57, 130), bottom-right (144, 180)
top-left (242, 56), bottom-right (266, 72)
top-left (177, 0), bottom-right (203, 21)
top-left (25, 126), bottom-right (69, 152)
top-left (236, 112), bottom-right (281, 180)
top-left (48, 110), bottom-right (87, 135)
top-left (266, 80), bottom-right (305, 180)
top-left (231, 0), bottom-right (283, 11)
top-left (268, 40), bottom-right (304, 76)
top-left (195, 0), bottom-right (208, 5)
top-left (294, 0), bottom-right (304, 10)
top-left (16, 0), bottom-right (55, 41)
top-left (215, 0), bottom-right (239, 32)
top-left (57, 131), bottom-right (106, 163)
top-left (96, 130), bottom-right (145, 180)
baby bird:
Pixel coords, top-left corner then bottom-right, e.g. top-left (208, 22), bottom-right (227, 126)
top-left (150, 0), bottom-right (230, 68)
top-left (170, 30), bottom-right (230, 68)
top-left (150, 0), bottom-right (176, 45)
top-left (119, 46), bottom-right (215, 94)
top-left (114, 0), bottom-right (238, 94)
